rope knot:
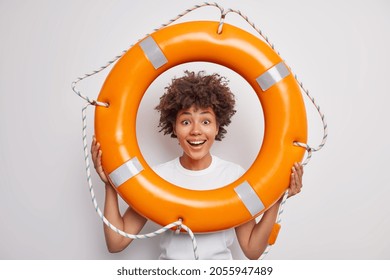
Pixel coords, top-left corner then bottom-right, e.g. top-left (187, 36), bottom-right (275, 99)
top-left (293, 141), bottom-right (313, 166)
top-left (217, 12), bottom-right (227, 34)
top-left (175, 218), bottom-right (183, 234)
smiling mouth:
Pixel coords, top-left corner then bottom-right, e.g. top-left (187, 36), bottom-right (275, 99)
top-left (187, 140), bottom-right (206, 147)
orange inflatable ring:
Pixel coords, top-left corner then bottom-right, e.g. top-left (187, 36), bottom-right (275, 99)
top-left (95, 21), bottom-right (307, 233)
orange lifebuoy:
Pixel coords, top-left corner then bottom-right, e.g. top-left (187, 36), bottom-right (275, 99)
top-left (95, 21), bottom-right (307, 233)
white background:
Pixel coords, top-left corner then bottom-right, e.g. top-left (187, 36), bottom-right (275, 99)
top-left (0, 0), bottom-right (389, 260)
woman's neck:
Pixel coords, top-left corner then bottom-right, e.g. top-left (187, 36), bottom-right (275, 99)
top-left (179, 153), bottom-right (212, 171)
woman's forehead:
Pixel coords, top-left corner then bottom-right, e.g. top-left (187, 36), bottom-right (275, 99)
top-left (177, 106), bottom-right (215, 116)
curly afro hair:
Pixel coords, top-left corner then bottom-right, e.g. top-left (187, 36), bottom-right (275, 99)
top-left (155, 71), bottom-right (236, 141)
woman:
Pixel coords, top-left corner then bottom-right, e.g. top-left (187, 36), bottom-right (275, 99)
top-left (91, 71), bottom-right (303, 259)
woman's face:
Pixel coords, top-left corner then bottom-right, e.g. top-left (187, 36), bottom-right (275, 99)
top-left (174, 105), bottom-right (219, 170)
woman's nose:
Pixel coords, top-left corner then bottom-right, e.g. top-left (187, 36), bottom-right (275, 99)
top-left (190, 122), bottom-right (201, 135)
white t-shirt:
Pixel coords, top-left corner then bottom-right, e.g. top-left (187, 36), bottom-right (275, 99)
top-left (153, 155), bottom-right (245, 260)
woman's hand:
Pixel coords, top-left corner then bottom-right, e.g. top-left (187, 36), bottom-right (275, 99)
top-left (287, 162), bottom-right (303, 198)
top-left (91, 136), bottom-right (109, 184)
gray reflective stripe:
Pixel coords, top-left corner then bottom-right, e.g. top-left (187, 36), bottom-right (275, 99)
top-left (234, 181), bottom-right (264, 216)
top-left (108, 157), bottom-right (144, 188)
top-left (256, 61), bottom-right (290, 91)
top-left (139, 36), bottom-right (168, 69)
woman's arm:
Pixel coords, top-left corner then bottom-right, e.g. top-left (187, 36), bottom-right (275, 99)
top-left (235, 199), bottom-right (281, 259)
top-left (235, 162), bottom-right (304, 259)
top-left (91, 137), bottom-right (147, 253)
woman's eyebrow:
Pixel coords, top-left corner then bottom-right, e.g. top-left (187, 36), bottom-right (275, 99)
top-left (178, 111), bottom-right (192, 116)
top-left (200, 110), bottom-right (214, 115)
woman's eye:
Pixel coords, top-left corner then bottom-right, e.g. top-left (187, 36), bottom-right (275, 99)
top-left (202, 120), bottom-right (210, 125)
top-left (182, 120), bottom-right (190, 125)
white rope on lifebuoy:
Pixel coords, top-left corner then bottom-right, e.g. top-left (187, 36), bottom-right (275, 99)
top-left (71, 2), bottom-right (224, 107)
top-left (82, 103), bottom-right (199, 259)
top-left (74, 2), bottom-right (327, 260)
top-left (217, 7), bottom-right (328, 166)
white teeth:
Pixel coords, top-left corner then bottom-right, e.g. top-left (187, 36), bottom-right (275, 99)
top-left (188, 140), bottom-right (206, 145)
